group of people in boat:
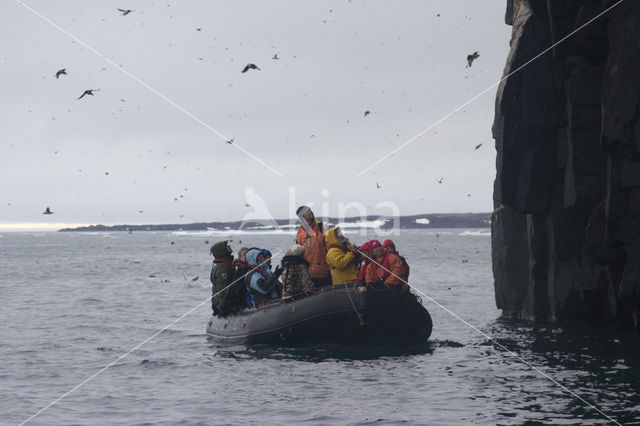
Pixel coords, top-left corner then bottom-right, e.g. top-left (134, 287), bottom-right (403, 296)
top-left (209, 206), bottom-right (410, 317)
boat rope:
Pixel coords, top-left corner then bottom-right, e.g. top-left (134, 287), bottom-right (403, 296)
top-left (343, 282), bottom-right (365, 326)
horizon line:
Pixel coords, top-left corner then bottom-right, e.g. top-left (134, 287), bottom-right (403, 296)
top-left (0, 212), bottom-right (492, 232)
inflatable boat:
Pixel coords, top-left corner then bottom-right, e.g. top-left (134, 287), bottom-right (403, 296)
top-left (206, 284), bottom-right (432, 345)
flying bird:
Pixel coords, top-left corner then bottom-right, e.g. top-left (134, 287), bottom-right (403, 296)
top-left (474, 143), bottom-right (483, 150)
top-left (376, 183), bottom-right (381, 189)
top-left (55, 68), bottom-right (67, 79)
top-left (466, 51), bottom-right (480, 68)
top-left (272, 54), bottom-right (279, 60)
top-left (117, 8), bottom-right (133, 15)
top-left (364, 110), bottom-right (371, 117)
top-left (437, 177), bottom-right (444, 184)
top-left (43, 207), bottom-right (53, 215)
top-left (196, 28), bottom-right (202, 31)
top-left (226, 137), bottom-right (234, 144)
top-left (241, 63), bottom-right (260, 73)
top-left (77, 89), bottom-right (100, 100)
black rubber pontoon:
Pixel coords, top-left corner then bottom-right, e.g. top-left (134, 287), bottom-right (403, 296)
top-left (206, 284), bottom-right (432, 345)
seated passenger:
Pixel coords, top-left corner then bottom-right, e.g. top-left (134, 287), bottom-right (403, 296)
top-left (245, 248), bottom-right (281, 306)
top-left (280, 244), bottom-right (315, 297)
top-left (261, 249), bottom-right (273, 272)
top-left (210, 241), bottom-right (245, 316)
top-left (234, 247), bottom-right (250, 278)
top-left (365, 243), bottom-right (408, 290)
top-left (383, 239), bottom-right (410, 281)
top-left (231, 247), bottom-right (250, 305)
top-left (325, 226), bottom-right (359, 285)
top-left (356, 240), bottom-right (380, 284)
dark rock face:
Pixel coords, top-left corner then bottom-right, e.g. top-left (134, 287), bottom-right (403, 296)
top-left (492, 0), bottom-right (640, 328)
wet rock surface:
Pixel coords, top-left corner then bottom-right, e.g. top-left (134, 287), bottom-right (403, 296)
top-left (492, 0), bottom-right (640, 328)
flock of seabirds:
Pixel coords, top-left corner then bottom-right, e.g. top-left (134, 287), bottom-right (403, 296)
top-left (208, 206), bottom-right (412, 316)
top-left (55, 8), bottom-right (482, 101)
top-left (37, 8), bottom-right (484, 219)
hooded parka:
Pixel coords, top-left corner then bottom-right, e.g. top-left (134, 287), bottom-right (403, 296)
top-left (325, 227), bottom-right (359, 285)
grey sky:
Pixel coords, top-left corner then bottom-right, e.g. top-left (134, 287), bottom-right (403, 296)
top-left (0, 1), bottom-right (511, 229)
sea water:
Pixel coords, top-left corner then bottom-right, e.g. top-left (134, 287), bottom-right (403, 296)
top-left (1, 229), bottom-right (638, 425)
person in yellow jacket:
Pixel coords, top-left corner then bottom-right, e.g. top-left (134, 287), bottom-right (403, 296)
top-left (325, 226), bottom-right (359, 285)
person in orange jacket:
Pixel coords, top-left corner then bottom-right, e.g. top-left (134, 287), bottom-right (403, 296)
top-left (365, 241), bottom-right (408, 290)
top-left (382, 239), bottom-right (410, 282)
top-left (296, 206), bottom-right (332, 287)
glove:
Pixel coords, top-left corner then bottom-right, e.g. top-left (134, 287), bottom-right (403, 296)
top-left (274, 265), bottom-right (284, 277)
top-left (258, 276), bottom-right (279, 293)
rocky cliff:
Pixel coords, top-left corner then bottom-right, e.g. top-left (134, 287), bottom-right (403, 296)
top-left (492, 0), bottom-right (640, 328)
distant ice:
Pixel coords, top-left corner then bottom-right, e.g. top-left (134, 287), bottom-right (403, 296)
top-left (415, 218), bottom-right (431, 225)
top-left (459, 230), bottom-right (491, 236)
top-left (172, 219), bottom-right (389, 236)
top-left (336, 219), bottom-right (387, 229)
top-left (172, 229), bottom-right (296, 236)
top-left (245, 225), bottom-right (277, 230)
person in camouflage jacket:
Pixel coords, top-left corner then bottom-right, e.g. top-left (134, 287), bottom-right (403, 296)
top-left (280, 244), bottom-right (315, 297)
top-left (210, 241), bottom-right (245, 316)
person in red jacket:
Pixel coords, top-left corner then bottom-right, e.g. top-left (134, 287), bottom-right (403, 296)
top-left (356, 240), bottom-right (381, 284)
top-left (365, 242), bottom-right (408, 290)
top-left (296, 206), bottom-right (331, 287)
top-left (382, 239), bottom-right (410, 282)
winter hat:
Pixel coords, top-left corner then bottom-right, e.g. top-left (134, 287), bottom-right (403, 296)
top-left (210, 240), bottom-right (229, 257)
top-left (382, 239), bottom-right (396, 250)
top-left (296, 205), bottom-right (310, 216)
top-left (369, 240), bottom-right (382, 250)
top-left (285, 244), bottom-right (306, 257)
top-left (359, 241), bottom-right (371, 252)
